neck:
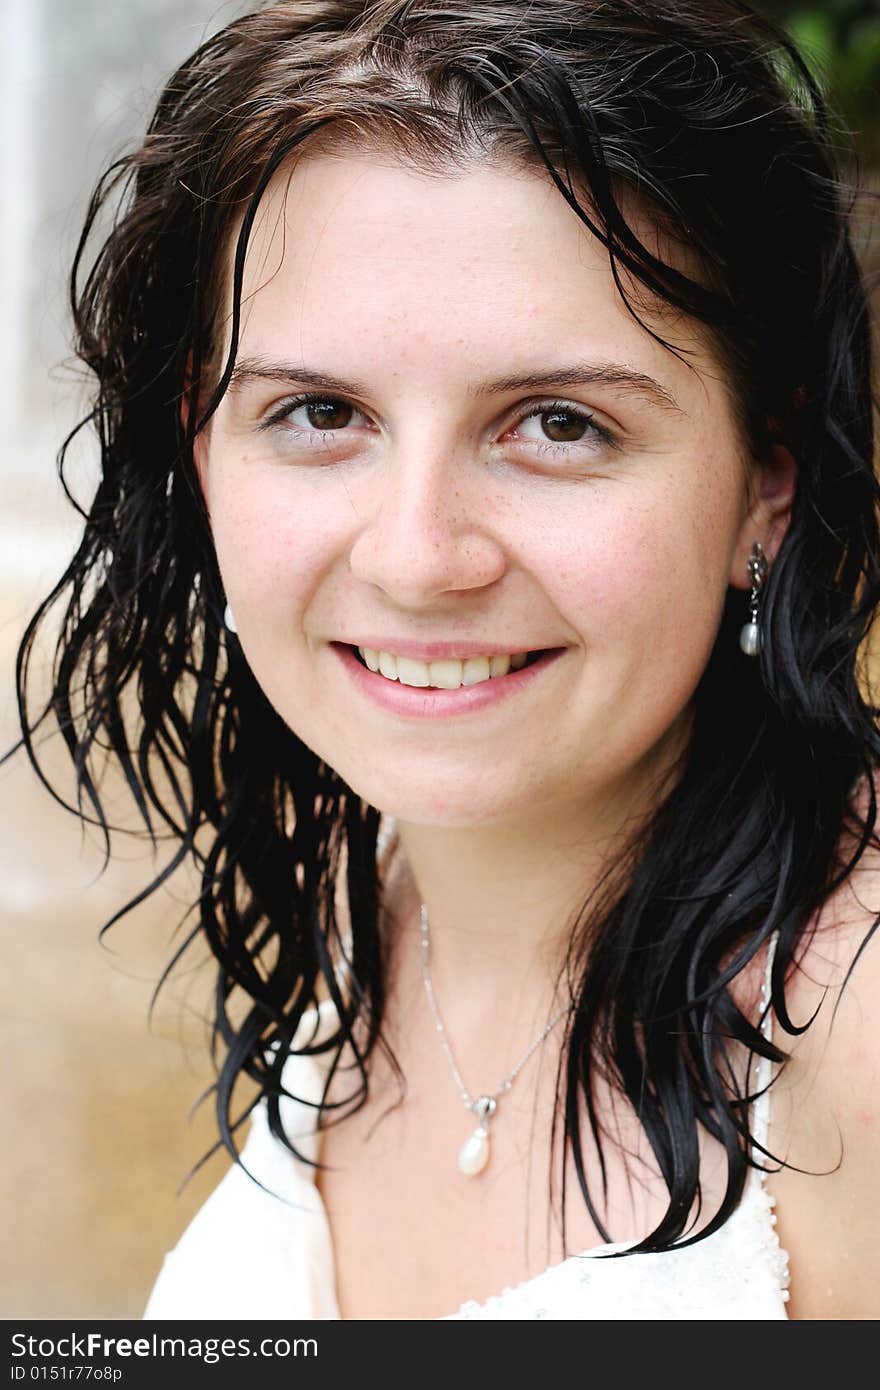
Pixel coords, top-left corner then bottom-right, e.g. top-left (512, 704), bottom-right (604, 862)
top-left (381, 743), bottom-right (684, 1050)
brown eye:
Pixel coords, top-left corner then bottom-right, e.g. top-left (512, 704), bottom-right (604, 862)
top-left (510, 400), bottom-right (615, 454)
top-left (262, 392), bottom-right (370, 448)
top-left (301, 398), bottom-right (354, 430)
top-left (540, 408), bottom-right (591, 443)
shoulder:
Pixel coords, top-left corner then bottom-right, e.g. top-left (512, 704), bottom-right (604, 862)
top-left (767, 782), bottom-right (880, 1319)
top-left (144, 1021), bottom-right (338, 1320)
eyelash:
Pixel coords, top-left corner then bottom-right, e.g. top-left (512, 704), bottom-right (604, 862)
top-left (260, 393), bottom-right (618, 457)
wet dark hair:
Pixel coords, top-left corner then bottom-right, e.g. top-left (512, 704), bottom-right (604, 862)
top-left (11, 0), bottom-right (880, 1254)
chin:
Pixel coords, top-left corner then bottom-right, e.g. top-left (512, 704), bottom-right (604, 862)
top-left (337, 763), bottom-right (524, 828)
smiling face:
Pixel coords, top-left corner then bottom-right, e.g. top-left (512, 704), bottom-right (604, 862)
top-left (195, 150), bottom-right (789, 830)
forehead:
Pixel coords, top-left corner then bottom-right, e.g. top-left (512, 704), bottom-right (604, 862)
top-left (223, 150), bottom-right (726, 413)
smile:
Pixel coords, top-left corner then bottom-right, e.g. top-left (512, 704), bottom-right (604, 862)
top-left (331, 642), bottom-right (566, 719)
top-left (353, 645), bottom-right (538, 690)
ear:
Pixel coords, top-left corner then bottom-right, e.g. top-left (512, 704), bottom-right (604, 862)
top-left (192, 428), bottom-right (211, 515)
top-left (728, 442), bottom-right (797, 591)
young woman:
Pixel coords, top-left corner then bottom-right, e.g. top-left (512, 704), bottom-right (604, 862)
top-left (15, 0), bottom-right (880, 1319)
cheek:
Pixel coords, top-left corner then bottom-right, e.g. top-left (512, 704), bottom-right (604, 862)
top-left (544, 531), bottom-right (667, 630)
top-left (209, 471), bottom-right (346, 612)
top-left (538, 470), bottom-right (741, 664)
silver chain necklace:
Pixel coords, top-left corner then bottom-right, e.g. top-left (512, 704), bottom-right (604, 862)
top-left (419, 902), bottom-right (571, 1177)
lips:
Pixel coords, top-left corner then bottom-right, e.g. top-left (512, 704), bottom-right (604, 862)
top-left (330, 641), bottom-right (566, 719)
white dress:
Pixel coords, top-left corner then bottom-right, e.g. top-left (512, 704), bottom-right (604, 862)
top-left (143, 924), bottom-right (790, 1320)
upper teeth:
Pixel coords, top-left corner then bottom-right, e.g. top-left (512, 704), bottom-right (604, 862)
top-left (358, 647), bottom-right (529, 689)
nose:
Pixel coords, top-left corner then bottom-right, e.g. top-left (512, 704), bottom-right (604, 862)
top-left (347, 444), bottom-right (507, 606)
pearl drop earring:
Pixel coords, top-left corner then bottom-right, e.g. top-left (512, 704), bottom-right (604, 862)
top-left (739, 541), bottom-right (767, 657)
top-left (224, 603), bottom-right (237, 635)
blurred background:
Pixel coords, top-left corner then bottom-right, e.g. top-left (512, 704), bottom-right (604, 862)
top-left (0, 0), bottom-right (253, 1320)
top-left (1, 0), bottom-right (879, 1319)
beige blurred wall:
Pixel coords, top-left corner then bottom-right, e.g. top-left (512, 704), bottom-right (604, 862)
top-left (0, 0), bottom-right (253, 1321)
top-left (0, 488), bottom-right (234, 1319)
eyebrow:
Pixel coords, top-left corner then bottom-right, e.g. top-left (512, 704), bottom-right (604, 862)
top-left (227, 356), bottom-right (684, 414)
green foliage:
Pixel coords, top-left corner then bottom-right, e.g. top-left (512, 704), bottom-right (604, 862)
top-left (757, 0), bottom-right (880, 160)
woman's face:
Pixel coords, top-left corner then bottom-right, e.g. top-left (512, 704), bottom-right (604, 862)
top-left (197, 151), bottom-right (787, 827)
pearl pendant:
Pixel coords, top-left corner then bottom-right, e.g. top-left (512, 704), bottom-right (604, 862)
top-left (458, 1124), bottom-right (490, 1176)
top-left (458, 1094), bottom-right (496, 1176)
top-left (739, 621), bottom-right (761, 656)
